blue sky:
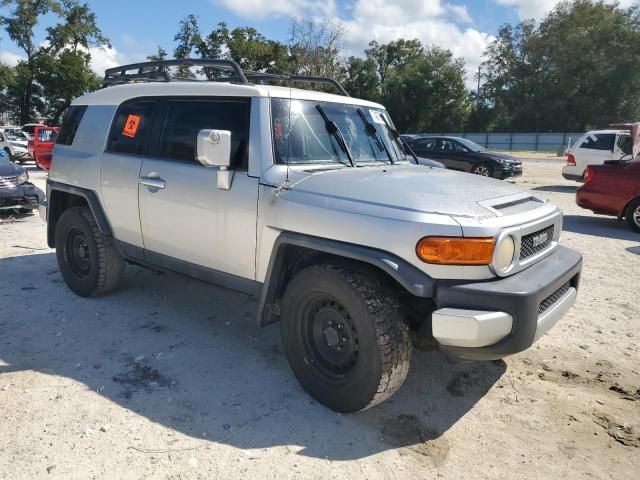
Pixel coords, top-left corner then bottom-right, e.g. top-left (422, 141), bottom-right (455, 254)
top-left (0, 0), bottom-right (635, 84)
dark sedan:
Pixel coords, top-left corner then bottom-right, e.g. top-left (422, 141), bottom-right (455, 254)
top-left (0, 149), bottom-right (43, 213)
top-left (405, 135), bottom-right (523, 179)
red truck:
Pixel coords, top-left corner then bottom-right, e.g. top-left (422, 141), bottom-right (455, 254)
top-left (28, 126), bottom-right (59, 170)
top-left (576, 123), bottom-right (640, 233)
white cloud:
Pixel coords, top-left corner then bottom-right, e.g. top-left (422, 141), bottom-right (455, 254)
top-left (496, 0), bottom-right (639, 20)
top-left (334, 1), bottom-right (492, 87)
top-left (212, 0), bottom-right (492, 86)
top-left (212, 0), bottom-right (337, 21)
top-left (87, 45), bottom-right (148, 76)
top-left (446, 3), bottom-right (472, 23)
top-left (0, 51), bottom-right (24, 66)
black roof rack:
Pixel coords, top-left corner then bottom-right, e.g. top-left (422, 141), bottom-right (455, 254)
top-left (102, 58), bottom-right (350, 96)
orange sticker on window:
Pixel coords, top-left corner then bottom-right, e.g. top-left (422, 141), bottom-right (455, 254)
top-left (122, 114), bottom-right (141, 138)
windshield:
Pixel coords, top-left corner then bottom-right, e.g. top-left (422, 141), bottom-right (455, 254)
top-left (455, 137), bottom-right (487, 152)
top-left (271, 98), bottom-right (405, 166)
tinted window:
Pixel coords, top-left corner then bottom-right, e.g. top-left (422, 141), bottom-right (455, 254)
top-left (0, 132), bottom-right (5, 142)
top-left (158, 99), bottom-right (250, 169)
top-left (414, 139), bottom-right (438, 153)
top-left (107, 101), bottom-right (156, 155)
top-left (580, 134), bottom-right (615, 151)
top-left (57, 105), bottom-right (87, 146)
top-left (438, 139), bottom-right (464, 152)
top-left (38, 129), bottom-right (57, 142)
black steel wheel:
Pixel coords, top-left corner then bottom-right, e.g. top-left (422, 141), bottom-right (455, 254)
top-left (55, 207), bottom-right (124, 297)
top-left (280, 264), bottom-right (412, 413)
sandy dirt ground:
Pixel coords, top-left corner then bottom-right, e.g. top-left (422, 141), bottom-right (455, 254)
top-left (0, 159), bottom-right (638, 479)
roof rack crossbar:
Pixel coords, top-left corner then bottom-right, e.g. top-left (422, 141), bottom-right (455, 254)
top-left (102, 58), bottom-right (350, 96)
top-left (242, 71), bottom-right (350, 96)
top-left (103, 59), bottom-right (248, 87)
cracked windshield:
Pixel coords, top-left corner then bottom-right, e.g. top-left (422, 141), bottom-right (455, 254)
top-left (271, 98), bottom-right (405, 166)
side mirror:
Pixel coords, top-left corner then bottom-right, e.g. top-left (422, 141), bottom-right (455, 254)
top-left (196, 129), bottom-right (234, 190)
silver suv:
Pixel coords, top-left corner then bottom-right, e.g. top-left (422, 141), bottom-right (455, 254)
top-left (42, 59), bottom-right (582, 413)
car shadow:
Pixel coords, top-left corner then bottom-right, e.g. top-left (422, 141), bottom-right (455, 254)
top-left (531, 185), bottom-right (578, 194)
top-left (626, 246), bottom-right (640, 256)
top-left (562, 214), bottom-right (639, 241)
top-left (0, 253), bottom-right (505, 461)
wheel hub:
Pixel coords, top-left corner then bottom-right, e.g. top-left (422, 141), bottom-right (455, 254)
top-left (304, 298), bottom-right (359, 377)
top-left (65, 227), bottom-right (91, 278)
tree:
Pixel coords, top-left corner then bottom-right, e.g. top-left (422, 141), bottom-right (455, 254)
top-left (0, 0), bottom-right (109, 123)
top-left (288, 19), bottom-right (344, 78)
top-left (481, 0), bottom-right (640, 132)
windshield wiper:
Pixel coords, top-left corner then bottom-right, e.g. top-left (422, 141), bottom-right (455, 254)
top-left (315, 104), bottom-right (355, 167)
top-left (380, 114), bottom-right (419, 165)
top-left (357, 108), bottom-right (393, 164)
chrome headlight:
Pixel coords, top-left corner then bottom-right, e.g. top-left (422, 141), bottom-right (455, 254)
top-left (17, 171), bottom-right (28, 184)
top-left (493, 234), bottom-right (515, 273)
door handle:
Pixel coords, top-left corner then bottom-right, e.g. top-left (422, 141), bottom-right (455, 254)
top-left (139, 176), bottom-right (165, 190)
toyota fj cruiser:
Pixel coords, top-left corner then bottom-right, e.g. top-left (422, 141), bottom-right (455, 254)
top-left (42, 59), bottom-right (582, 413)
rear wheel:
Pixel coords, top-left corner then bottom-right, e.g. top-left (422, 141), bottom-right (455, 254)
top-left (625, 198), bottom-right (640, 233)
top-left (280, 264), bottom-right (412, 413)
top-left (471, 162), bottom-right (492, 177)
top-left (55, 207), bottom-right (125, 297)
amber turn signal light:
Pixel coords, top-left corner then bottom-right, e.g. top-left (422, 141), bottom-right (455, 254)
top-left (416, 237), bottom-right (495, 265)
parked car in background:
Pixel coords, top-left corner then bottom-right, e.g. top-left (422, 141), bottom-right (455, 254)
top-left (405, 135), bottom-right (522, 179)
top-left (562, 129), bottom-right (630, 182)
top-left (576, 158), bottom-right (640, 233)
top-left (28, 126), bottom-right (59, 170)
top-left (0, 130), bottom-right (30, 164)
top-left (21, 123), bottom-right (45, 136)
top-left (0, 149), bottom-right (42, 213)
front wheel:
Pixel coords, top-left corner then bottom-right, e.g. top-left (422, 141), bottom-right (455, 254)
top-left (471, 162), bottom-right (493, 177)
top-left (55, 207), bottom-right (125, 297)
top-left (625, 198), bottom-right (640, 233)
top-left (280, 264), bottom-right (412, 413)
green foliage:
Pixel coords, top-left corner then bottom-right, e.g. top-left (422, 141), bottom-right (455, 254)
top-left (0, 0), bottom-right (108, 124)
top-left (481, 0), bottom-right (640, 132)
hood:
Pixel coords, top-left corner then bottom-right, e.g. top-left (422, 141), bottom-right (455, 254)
top-left (288, 164), bottom-right (532, 219)
top-left (0, 155), bottom-right (23, 177)
top-left (483, 151), bottom-right (520, 163)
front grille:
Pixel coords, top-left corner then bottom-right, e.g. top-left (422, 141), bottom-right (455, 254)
top-left (520, 225), bottom-right (554, 260)
top-left (0, 175), bottom-right (18, 190)
top-left (539, 281), bottom-right (571, 315)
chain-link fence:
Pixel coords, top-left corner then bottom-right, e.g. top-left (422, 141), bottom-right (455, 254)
top-left (430, 132), bottom-right (583, 153)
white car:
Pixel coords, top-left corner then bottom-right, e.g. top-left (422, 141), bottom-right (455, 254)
top-left (0, 130), bottom-right (30, 164)
top-left (42, 58), bottom-right (582, 413)
top-left (562, 129), bottom-right (630, 181)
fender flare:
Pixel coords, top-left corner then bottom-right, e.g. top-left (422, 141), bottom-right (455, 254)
top-left (46, 180), bottom-right (112, 247)
top-left (257, 231), bottom-right (435, 326)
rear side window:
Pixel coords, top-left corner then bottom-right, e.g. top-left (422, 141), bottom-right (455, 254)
top-left (56, 105), bottom-right (87, 146)
top-left (107, 100), bottom-right (156, 155)
top-left (38, 129), bottom-right (57, 142)
top-left (157, 99), bottom-right (250, 169)
top-left (414, 139), bottom-right (438, 153)
top-left (580, 134), bottom-right (615, 151)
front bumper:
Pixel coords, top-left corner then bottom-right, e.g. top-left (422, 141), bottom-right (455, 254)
top-left (0, 183), bottom-right (44, 211)
top-left (433, 245), bottom-right (582, 360)
top-left (496, 163), bottom-right (523, 179)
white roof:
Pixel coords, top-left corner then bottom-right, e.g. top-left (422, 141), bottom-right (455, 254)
top-left (585, 129), bottom-right (629, 135)
top-left (72, 81), bottom-right (384, 109)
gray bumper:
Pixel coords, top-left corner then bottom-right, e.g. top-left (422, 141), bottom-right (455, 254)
top-left (433, 245), bottom-right (582, 360)
top-left (0, 183), bottom-right (43, 211)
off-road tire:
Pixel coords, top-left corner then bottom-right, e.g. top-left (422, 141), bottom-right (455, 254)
top-left (471, 162), bottom-right (493, 177)
top-left (280, 263), bottom-right (412, 413)
top-left (55, 207), bottom-right (124, 297)
top-left (625, 198), bottom-right (640, 233)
